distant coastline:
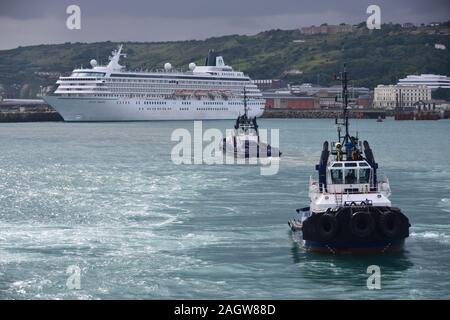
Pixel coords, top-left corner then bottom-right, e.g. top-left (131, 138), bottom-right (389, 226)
top-left (1, 22), bottom-right (449, 100)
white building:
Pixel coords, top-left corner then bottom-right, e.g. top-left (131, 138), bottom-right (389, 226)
top-left (373, 85), bottom-right (431, 109)
top-left (398, 74), bottom-right (450, 89)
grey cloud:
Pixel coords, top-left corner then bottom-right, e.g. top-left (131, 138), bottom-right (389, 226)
top-left (1, 0), bottom-right (449, 19)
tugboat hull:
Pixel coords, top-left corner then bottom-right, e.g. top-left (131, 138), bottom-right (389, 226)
top-left (302, 239), bottom-right (405, 254)
top-left (222, 137), bottom-right (281, 158)
top-left (291, 206), bottom-right (410, 254)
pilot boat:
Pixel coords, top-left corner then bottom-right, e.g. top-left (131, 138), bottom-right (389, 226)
top-left (288, 65), bottom-right (410, 254)
top-left (221, 88), bottom-right (281, 158)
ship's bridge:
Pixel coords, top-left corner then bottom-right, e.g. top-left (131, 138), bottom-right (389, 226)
top-left (192, 50), bottom-right (246, 78)
top-left (309, 158), bottom-right (392, 211)
top-left (69, 70), bottom-right (106, 78)
top-left (326, 160), bottom-right (373, 193)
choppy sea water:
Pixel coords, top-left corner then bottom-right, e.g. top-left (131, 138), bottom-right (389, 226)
top-left (0, 118), bottom-right (449, 300)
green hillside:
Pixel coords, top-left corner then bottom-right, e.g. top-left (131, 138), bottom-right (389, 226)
top-left (0, 22), bottom-right (449, 98)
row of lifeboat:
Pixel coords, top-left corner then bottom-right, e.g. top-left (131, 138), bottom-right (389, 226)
top-left (174, 89), bottom-right (233, 100)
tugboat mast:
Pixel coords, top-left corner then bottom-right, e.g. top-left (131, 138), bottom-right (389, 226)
top-left (336, 64), bottom-right (350, 144)
top-left (342, 64), bottom-right (349, 142)
top-left (243, 86), bottom-right (249, 119)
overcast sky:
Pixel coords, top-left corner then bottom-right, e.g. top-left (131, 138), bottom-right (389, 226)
top-left (0, 0), bottom-right (449, 50)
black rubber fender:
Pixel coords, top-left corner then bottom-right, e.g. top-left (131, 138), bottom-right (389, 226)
top-left (317, 213), bottom-right (339, 241)
top-left (350, 211), bottom-right (375, 238)
top-left (378, 210), bottom-right (401, 238)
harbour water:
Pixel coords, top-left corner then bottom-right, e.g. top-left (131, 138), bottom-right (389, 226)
top-left (0, 119), bottom-right (449, 299)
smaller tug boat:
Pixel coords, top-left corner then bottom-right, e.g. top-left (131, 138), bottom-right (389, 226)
top-left (288, 65), bottom-right (410, 254)
top-left (221, 88), bottom-right (281, 158)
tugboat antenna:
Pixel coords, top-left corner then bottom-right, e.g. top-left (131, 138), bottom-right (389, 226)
top-left (335, 64), bottom-right (350, 144)
top-left (243, 86), bottom-right (248, 118)
top-left (342, 64), bottom-right (349, 142)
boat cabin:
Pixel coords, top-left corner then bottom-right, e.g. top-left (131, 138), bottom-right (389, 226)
top-left (236, 118), bottom-right (257, 134)
top-left (326, 160), bottom-right (373, 193)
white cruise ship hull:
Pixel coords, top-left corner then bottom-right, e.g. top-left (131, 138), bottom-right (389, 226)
top-left (43, 96), bottom-right (265, 122)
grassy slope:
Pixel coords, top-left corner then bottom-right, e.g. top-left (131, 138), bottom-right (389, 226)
top-left (0, 23), bottom-right (449, 97)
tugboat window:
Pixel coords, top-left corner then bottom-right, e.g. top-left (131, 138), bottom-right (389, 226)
top-left (359, 168), bottom-right (371, 184)
top-left (344, 163), bottom-right (357, 167)
top-left (344, 169), bottom-right (357, 184)
top-left (359, 162), bottom-right (369, 167)
top-left (332, 163), bottom-right (342, 167)
top-left (331, 169), bottom-right (343, 184)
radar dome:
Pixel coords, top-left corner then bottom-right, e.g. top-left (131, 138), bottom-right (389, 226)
top-left (164, 62), bottom-right (172, 71)
top-left (189, 62), bottom-right (196, 71)
top-left (90, 59), bottom-right (98, 67)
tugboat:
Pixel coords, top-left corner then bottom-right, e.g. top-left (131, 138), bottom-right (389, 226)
top-left (221, 88), bottom-right (281, 158)
top-left (288, 65), bottom-right (410, 254)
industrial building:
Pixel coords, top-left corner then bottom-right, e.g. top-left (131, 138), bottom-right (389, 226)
top-left (263, 91), bottom-right (319, 109)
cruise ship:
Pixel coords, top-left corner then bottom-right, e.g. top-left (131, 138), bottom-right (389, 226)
top-left (43, 45), bottom-right (265, 121)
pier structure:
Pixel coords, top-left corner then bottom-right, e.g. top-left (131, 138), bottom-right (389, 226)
top-left (0, 98), bottom-right (62, 122)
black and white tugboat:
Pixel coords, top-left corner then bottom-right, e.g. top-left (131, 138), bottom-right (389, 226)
top-left (221, 88), bottom-right (281, 158)
top-left (288, 65), bottom-right (410, 254)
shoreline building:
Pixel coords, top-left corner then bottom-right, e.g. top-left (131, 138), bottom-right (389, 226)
top-left (397, 74), bottom-right (450, 89)
top-left (253, 79), bottom-right (287, 91)
top-left (290, 83), bottom-right (370, 108)
top-left (300, 24), bottom-right (353, 35)
top-left (263, 91), bottom-right (319, 109)
top-left (373, 84), bottom-right (431, 109)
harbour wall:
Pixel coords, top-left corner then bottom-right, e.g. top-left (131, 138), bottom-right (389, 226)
top-left (6, 102), bottom-right (445, 122)
top-left (0, 100), bottom-right (63, 122)
top-left (0, 111), bottom-right (63, 122)
top-left (261, 108), bottom-right (390, 119)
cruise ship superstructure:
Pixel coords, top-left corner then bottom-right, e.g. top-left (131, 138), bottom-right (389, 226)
top-left (44, 45), bottom-right (265, 121)
top-left (398, 74), bottom-right (450, 89)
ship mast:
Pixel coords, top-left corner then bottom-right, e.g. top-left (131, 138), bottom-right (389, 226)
top-left (335, 64), bottom-right (350, 144)
top-left (342, 64), bottom-right (349, 143)
top-left (243, 86), bottom-right (248, 119)
top-left (333, 64), bottom-right (362, 162)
